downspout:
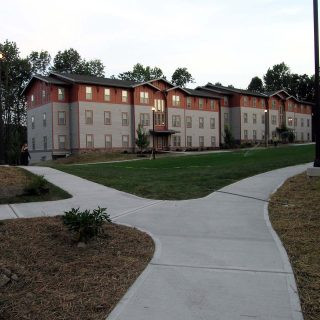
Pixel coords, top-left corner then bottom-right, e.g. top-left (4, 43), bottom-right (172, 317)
top-left (131, 88), bottom-right (136, 153)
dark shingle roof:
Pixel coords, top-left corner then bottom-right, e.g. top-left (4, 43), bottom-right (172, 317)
top-left (33, 75), bottom-right (69, 85)
top-left (50, 72), bottom-right (139, 88)
top-left (185, 88), bottom-right (221, 99)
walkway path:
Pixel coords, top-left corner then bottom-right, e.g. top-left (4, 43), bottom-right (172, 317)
top-left (0, 164), bottom-right (310, 320)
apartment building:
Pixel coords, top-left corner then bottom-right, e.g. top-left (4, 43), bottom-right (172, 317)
top-left (23, 73), bottom-right (221, 162)
top-left (197, 83), bottom-right (313, 144)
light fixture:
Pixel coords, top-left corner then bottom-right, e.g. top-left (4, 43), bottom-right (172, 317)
top-left (0, 52), bottom-right (3, 60)
top-left (151, 106), bottom-right (156, 111)
top-left (264, 109), bottom-right (268, 113)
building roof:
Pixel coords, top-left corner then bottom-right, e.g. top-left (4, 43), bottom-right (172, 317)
top-left (184, 88), bottom-right (221, 99)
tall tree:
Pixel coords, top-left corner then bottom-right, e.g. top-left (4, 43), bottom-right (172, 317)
top-left (118, 63), bottom-right (165, 82)
top-left (248, 76), bottom-right (264, 92)
top-left (263, 62), bottom-right (291, 92)
top-left (171, 67), bottom-right (194, 87)
top-left (52, 48), bottom-right (105, 76)
top-left (27, 51), bottom-right (51, 75)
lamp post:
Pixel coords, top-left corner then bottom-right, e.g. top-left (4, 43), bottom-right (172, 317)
top-left (0, 52), bottom-right (4, 164)
top-left (313, 0), bottom-right (320, 167)
top-left (152, 106), bottom-right (156, 159)
top-left (264, 109), bottom-right (268, 147)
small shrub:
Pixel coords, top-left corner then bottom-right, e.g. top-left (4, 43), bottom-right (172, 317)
top-left (62, 207), bottom-right (111, 243)
top-left (24, 175), bottom-right (49, 195)
top-left (223, 126), bottom-right (236, 149)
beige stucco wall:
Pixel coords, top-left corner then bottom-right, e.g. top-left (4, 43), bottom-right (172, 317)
top-left (53, 102), bottom-right (71, 152)
top-left (240, 107), bottom-right (266, 141)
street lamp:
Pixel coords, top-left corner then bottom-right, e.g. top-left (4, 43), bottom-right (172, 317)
top-left (151, 106), bottom-right (156, 159)
top-left (264, 109), bottom-right (268, 147)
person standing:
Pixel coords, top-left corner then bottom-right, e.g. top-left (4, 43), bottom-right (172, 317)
top-left (20, 143), bottom-right (31, 165)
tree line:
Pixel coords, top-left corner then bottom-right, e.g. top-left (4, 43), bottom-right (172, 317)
top-left (0, 39), bottom-right (315, 164)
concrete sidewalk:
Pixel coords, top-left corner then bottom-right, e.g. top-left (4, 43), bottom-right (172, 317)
top-left (0, 164), bottom-right (310, 320)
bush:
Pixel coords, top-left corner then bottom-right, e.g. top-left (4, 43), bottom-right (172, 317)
top-left (223, 126), bottom-right (236, 149)
top-left (62, 207), bottom-right (111, 243)
top-left (24, 175), bottom-right (49, 195)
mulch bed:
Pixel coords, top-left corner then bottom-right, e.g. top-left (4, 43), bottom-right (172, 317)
top-left (269, 172), bottom-right (320, 320)
top-left (0, 167), bottom-right (28, 198)
top-left (0, 217), bottom-right (154, 320)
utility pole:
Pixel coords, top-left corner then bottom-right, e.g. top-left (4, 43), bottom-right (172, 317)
top-left (314, 0), bottom-right (320, 167)
top-left (0, 52), bottom-right (4, 164)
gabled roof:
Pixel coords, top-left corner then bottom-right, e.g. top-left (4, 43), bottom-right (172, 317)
top-left (166, 86), bottom-right (190, 95)
top-left (50, 72), bottom-right (139, 88)
top-left (195, 86), bottom-right (232, 96)
top-left (184, 88), bottom-right (221, 99)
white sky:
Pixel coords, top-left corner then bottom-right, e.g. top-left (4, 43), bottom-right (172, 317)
top-left (0, 0), bottom-right (315, 88)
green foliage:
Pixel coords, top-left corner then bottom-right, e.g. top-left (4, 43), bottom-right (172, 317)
top-left (223, 125), bottom-right (236, 148)
top-left (288, 131), bottom-right (295, 143)
top-left (171, 67), bottom-right (194, 87)
top-left (264, 62), bottom-right (291, 92)
top-left (135, 124), bottom-right (150, 152)
top-left (52, 48), bottom-right (105, 77)
top-left (24, 175), bottom-right (49, 196)
top-left (62, 207), bottom-right (111, 243)
top-left (118, 63), bottom-right (165, 82)
top-left (248, 76), bottom-right (264, 92)
top-left (276, 125), bottom-right (295, 143)
top-left (27, 51), bottom-right (51, 75)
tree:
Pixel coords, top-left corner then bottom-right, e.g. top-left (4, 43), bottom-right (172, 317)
top-left (118, 63), bottom-right (165, 82)
top-left (135, 124), bottom-right (150, 153)
top-left (248, 76), bottom-right (264, 92)
top-left (214, 82), bottom-right (222, 86)
top-left (223, 125), bottom-right (236, 148)
top-left (287, 73), bottom-right (314, 101)
top-left (27, 51), bottom-right (51, 75)
top-left (227, 84), bottom-right (234, 88)
top-left (171, 67), bottom-right (194, 87)
top-left (263, 62), bottom-right (291, 92)
top-left (52, 48), bottom-right (105, 76)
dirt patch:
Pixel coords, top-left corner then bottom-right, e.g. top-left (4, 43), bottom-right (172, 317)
top-left (269, 172), bottom-right (320, 320)
top-left (0, 217), bottom-right (154, 320)
top-left (0, 167), bottom-right (29, 198)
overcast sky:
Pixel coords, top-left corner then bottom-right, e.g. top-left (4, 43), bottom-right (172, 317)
top-left (0, 0), bottom-right (315, 88)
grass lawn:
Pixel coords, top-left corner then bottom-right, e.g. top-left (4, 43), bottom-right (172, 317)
top-left (0, 167), bottom-right (71, 204)
top-left (269, 172), bottom-right (320, 320)
top-left (0, 217), bottom-right (154, 319)
top-left (54, 144), bottom-right (315, 200)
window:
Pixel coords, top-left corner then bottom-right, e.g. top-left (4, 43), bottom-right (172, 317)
top-left (224, 96), bottom-right (228, 106)
top-left (262, 131), bottom-right (265, 140)
top-left (85, 86), bottom-right (92, 100)
top-left (288, 117), bottom-right (293, 126)
top-left (172, 95), bottom-right (180, 107)
top-left (122, 112), bottom-right (128, 126)
top-left (187, 136), bottom-right (192, 147)
top-left (294, 118), bottom-right (297, 126)
top-left (224, 113), bottom-right (229, 122)
top-left (288, 102), bottom-right (293, 111)
top-left (32, 137), bottom-right (35, 150)
top-left (31, 94), bottom-right (35, 106)
top-left (261, 114), bottom-right (265, 124)
top-left (155, 99), bottom-right (164, 112)
top-left (308, 133), bottom-right (310, 141)
top-left (198, 98), bottom-right (204, 109)
top-left (210, 118), bottom-right (215, 129)
top-left (43, 136), bottom-right (47, 150)
top-left (104, 88), bottom-right (111, 101)
top-left (271, 100), bottom-right (276, 109)
top-left (210, 100), bottom-right (215, 110)
top-left (244, 113), bottom-right (248, 123)
top-left (42, 89), bottom-right (46, 101)
top-left (173, 135), bottom-right (181, 147)
top-left (261, 99), bottom-right (265, 108)
top-left (307, 119), bottom-right (310, 127)
top-left (43, 113), bottom-right (46, 127)
top-left (199, 117), bottom-right (204, 129)
top-left (155, 113), bottom-right (166, 125)
top-left (301, 132), bottom-right (304, 141)
top-left (272, 131), bottom-right (277, 139)
top-left (253, 98), bottom-right (257, 107)
top-left (105, 135), bottom-right (112, 148)
top-left (122, 135), bottom-right (129, 148)
top-left (211, 136), bottom-right (216, 147)
top-left (253, 130), bottom-right (257, 140)
top-left (244, 130), bottom-right (248, 140)
top-left (58, 88), bottom-right (65, 101)
top-left (271, 115), bottom-right (277, 125)
top-left (140, 91), bottom-right (149, 104)
top-left (58, 111), bottom-right (66, 125)
top-left (172, 115), bottom-right (181, 127)
top-left (122, 90), bottom-right (128, 103)
top-left (86, 134), bottom-right (94, 148)
top-left (58, 135), bottom-right (66, 149)
top-left (243, 96), bottom-right (248, 107)
top-left (140, 113), bottom-right (150, 126)
top-left (31, 116), bottom-right (35, 129)
top-left (186, 116), bottom-right (192, 128)
top-left (104, 111), bottom-right (111, 125)
top-left (253, 114), bottom-right (257, 124)
top-left (301, 118), bottom-right (304, 127)
top-left (199, 136), bottom-right (204, 147)
top-left (187, 97), bottom-right (192, 109)
top-left (85, 110), bottom-right (93, 125)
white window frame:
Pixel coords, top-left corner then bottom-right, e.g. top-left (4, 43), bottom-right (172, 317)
top-left (172, 95), bottom-right (180, 107)
top-left (104, 111), bottom-right (111, 125)
top-left (172, 115), bottom-right (181, 127)
top-left (105, 134), bottom-right (112, 148)
top-left (104, 88), bottom-right (111, 101)
top-left (140, 91), bottom-right (149, 104)
top-left (85, 86), bottom-right (92, 100)
top-left (58, 111), bottom-right (66, 125)
top-left (85, 110), bottom-right (93, 125)
top-left (86, 134), bottom-right (94, 148)
top-left (122, 90), bottom-right (128, 103)
top-left (122, 112), bottom-right (129, 126)
top-left (186, 116), bottom-right (192, 128)
top-left (210, 118), bottom-right (215, 129)
top-left (58, 88), bottom-right (65, 101)
top-left (58, 135), bottom-right (66, 150)
top-left (199, 117), bottom-right (204, 129)
top-left (122, 135), bottom-right (129, 147)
